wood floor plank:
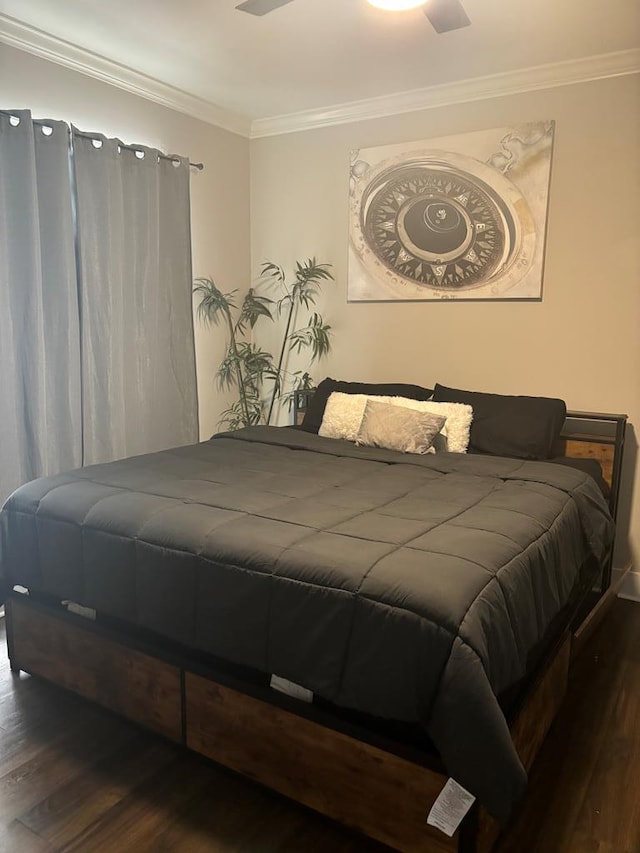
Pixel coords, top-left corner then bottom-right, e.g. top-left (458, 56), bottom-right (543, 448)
top-left (0, 696), bottom-right (118, 780)
top-left (151, 778), bottom-right (297, 853)
top-left (570, 658), bottom-right (640, 852)
top-left (56, 757), bottom-right (234, 852)
top-left (152, 767), bottom-right (386, 853)
top-left (0, 819), bottom-right (54, 853)
top-left (0, 708), bottom-right (134, 824)
top-left (0, 674), bottom-right (85, 734)
top-left (19, 738), bottom-right (177, 847)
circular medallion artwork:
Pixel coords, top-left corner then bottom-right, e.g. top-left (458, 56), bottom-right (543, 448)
top-left (348, 123), bottom-right (554, 301)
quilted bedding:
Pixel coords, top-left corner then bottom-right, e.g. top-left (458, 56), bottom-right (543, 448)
top-left (0, 426), bottom-right (614, 820)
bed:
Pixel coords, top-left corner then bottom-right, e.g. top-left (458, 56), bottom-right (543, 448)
top-left (0, 380), bottom-right (629, 853)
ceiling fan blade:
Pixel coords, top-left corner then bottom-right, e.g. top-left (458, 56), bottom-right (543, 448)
top-left (424, 0), bottom-right (471, 33)
top-left (235, 0), bottom-right (295, 15)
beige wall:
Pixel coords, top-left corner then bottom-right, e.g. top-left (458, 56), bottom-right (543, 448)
top-left (0, 43), bottom-right (251, 439)
top-left (250, 75), bottom-right (640, 573)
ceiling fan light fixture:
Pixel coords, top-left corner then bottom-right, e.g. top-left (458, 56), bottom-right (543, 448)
top-left (367, 0), bottom-right (427, 10)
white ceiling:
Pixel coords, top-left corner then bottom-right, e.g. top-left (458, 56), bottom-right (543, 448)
top-left (1, 0), bottom-right (639, 131)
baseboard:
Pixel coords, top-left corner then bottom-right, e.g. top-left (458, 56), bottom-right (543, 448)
top-left (614, 566), bottom-right (640, 602)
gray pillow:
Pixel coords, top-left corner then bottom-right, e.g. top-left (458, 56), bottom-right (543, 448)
top-left (356, 400), bottom-right (446, 455)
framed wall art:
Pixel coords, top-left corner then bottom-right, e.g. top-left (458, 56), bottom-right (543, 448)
top-left (348, 121), bottom-right (555, 302)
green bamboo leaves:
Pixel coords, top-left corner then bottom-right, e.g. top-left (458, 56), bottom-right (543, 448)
top-left (194, 258), bottom-right (333, 430)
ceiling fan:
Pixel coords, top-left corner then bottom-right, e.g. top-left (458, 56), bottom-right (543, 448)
top-left (235, 0), bottom-right (471, 34)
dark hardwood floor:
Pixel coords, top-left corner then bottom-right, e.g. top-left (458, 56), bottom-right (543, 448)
top-left (1, 599), bottom-right (639, 853)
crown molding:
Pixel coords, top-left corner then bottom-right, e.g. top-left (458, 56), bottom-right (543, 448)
top-left (0, 14), bottom-right (252, 138)
top-left (2, 13), bottom-right (637, 142)
top-left (251, 48), bottom-right (640, 138)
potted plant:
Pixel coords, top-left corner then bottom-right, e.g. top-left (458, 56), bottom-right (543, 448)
top-left (194, 258), bottom-right (333, 429)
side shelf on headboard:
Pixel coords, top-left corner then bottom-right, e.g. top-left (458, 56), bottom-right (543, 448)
top-left (558, 411), bottom-right (627, 523)
top-left (293, 388), bottom-right (315, 426)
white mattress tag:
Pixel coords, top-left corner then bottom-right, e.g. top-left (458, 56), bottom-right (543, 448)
top-left (269, 674), bottom-right (313, 703)
top-left (426, 778), bottom-right (476, 837)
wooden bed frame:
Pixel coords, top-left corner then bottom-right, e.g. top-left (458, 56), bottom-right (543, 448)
top-left (4, 411), bottom-right (629, 853)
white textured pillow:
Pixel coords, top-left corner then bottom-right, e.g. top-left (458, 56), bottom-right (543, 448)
top-left (319, 393), bottom-right (371, 441)
top-left (319, 392), bottom-right (473, 452)
top-left (356, 401), bottom-right (446, 455)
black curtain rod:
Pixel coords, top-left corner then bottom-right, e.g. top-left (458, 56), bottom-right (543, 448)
top-left (1, 111), bottom-right (204, 171)
top-left (72, 129), bottom-right (204, 171)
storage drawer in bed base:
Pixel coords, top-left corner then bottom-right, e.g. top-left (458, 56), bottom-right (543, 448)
top-left (5, 594), bottom-right (571, 853)
top-left (6, 595), bottom-right (183, 743)
top-left (186, 671), bottom-right (460, 852)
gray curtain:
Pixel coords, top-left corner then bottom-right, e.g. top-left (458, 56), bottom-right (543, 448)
top-left (0, 111), bottom-right (81, 505)
top-left (0, 113), bottom-right (198, 506)
top-left (72, 133), bottom-right (198, 465)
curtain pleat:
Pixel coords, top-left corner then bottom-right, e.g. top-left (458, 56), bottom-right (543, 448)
top-left (73, 134), bottom-right (198, 465)
top-left (0, 111), bottom-right (81, 505)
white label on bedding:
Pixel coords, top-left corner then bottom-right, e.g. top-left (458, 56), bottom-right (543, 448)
top-left (426, 778), bottom-right (476, 837)
top-left (269, 674), bottom-right (313, 703)
top-left (65, 601), bottom-right (97, 621)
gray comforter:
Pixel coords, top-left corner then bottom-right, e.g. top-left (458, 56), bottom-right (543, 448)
top-left (0, 426), bottom-right (614, 821)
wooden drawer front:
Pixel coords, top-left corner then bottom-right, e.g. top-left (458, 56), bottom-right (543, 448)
top-left (8, 598), bottom-right (182, 742)
top-left (511, 634), bottom-right (570, 772)
top-left (185, 673), bottom-right (457, 853)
